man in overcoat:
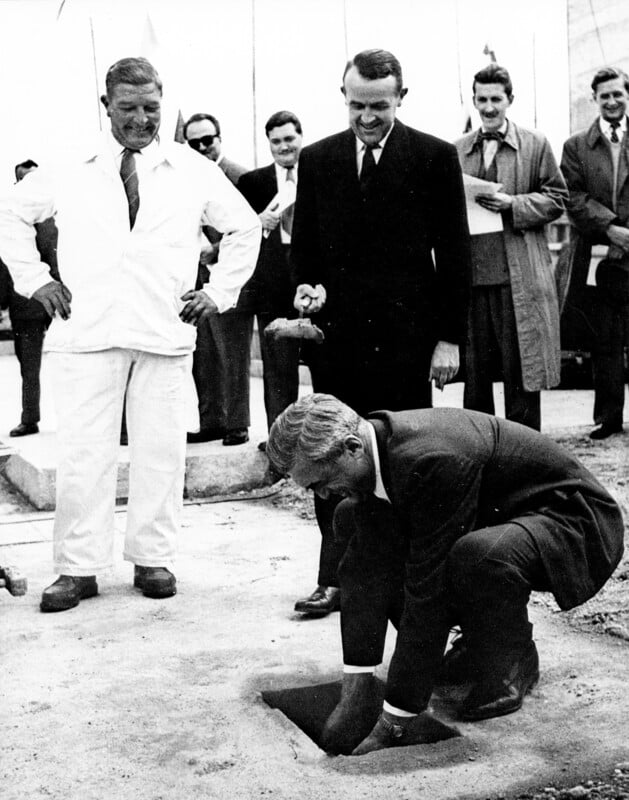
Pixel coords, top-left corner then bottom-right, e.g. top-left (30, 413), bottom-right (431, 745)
top-left (455, 63), bottom-right (567, 431)
top-left (266, 393), bottom-right (624, 756)
top-left (289, 48), bottom-right (472, 616)
top-left (560, 66), bottom-right (629, 439)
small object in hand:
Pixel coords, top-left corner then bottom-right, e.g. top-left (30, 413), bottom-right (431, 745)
top-left (264, 317), bottom-right (325, 342)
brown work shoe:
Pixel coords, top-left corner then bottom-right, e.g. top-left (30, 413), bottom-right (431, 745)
top-left (134, 566), bottom-right (177, 598)
top-left (40, 575), bottom-right (98, 613)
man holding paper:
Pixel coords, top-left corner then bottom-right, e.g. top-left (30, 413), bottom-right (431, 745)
top-left (455, 63), bottom-right (567, 430)
top-left (238, 110), bottom-right (304, 433)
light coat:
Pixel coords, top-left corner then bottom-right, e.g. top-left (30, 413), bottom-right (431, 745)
top-left (455, 123), bottom-right (567, 391)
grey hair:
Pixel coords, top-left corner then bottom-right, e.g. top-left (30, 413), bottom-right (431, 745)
top-left (266, 394), bottom-right (362, 475)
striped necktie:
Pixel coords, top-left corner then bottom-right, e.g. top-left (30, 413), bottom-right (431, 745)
top-left (120, 148), bottom-right (140, 229)
top-left (281, 166), bottom-right (295, 237)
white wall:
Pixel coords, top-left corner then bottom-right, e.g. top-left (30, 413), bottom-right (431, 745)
top-left (0, 0), bottom-right (570, 185)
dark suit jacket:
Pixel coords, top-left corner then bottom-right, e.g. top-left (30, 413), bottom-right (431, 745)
top-left (237, 164), bottom-right (295, 316)
top-left (370, 407), bottom-right (624, 709)
top-left (560, 117), bottom-right (629, 347)
top-left (290, 120), bottom-right (472, 361)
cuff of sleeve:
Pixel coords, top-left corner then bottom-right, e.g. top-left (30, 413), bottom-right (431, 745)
top-left (200, 283), bottom-right (233, 314)
top-left (13, 265), bottom-right (54, 299)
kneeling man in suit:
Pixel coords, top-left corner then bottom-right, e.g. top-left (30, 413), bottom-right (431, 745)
top-left (266, 394), bottom-right (624, 756)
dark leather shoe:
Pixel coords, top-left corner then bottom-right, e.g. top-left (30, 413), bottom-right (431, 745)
top-left (222, 428), bottom-right (249, 446)
top-left (352, 710), bottom-right (461, 756)
top-left (460, 641), bottom-right (539, 721)
top-left (321, 673), bottom-right (383, 755)
top-left (10, 422), bottom-right (39, 437)
top-left (436, 630), bottom-right (475, 686)
top-left (187, 427), bottom-right (225, 444)
top-left (40, 575), bottom-right (98, 612)
top-left (120, 430), bottom-right (128, 446)
top-left (294, 585), bottom-right (340, 616)
top-left (134, 566), bottom-right (177, 598)
top-left (590, 423), bottom-right (623, 440)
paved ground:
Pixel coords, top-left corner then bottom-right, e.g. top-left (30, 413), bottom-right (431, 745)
top-left (1, 353), bottom-right (628, 800)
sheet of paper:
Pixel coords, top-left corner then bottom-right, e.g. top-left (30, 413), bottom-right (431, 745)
top-left (262, 181), bottom-right (297, 237)
top-left (463, 173), bottom-right (504, 235)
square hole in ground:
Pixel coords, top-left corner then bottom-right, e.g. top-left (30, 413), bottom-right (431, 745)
top-left (262, 678), bottom-right (386, 750)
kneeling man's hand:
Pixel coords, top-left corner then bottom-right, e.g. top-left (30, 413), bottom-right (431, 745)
top-left (352, 708), bottom-right (461, 756)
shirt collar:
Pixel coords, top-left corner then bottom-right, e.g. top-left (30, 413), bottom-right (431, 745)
top-left (599, 116), bottom-right (627, 138)
top-left (274, 162), bottom-right (298, 182)
top-left (105, 130), bottom-right (164, 167)
top-left (367, 422), bottom-right (390, 503)
top-left (354, 122), bottom-right (395, 156)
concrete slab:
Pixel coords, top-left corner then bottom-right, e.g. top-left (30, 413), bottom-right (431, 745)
top-left (1, 498), bottom-right (628, 800)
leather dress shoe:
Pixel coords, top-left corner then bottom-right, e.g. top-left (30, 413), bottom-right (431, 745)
top-left (187, 427), bottom-right (225, 444)
top-left (134, 566), bottom-right (177, 598)
top-left (223, 428), bottom-right (249, 446)
top-left (320, 673), bottom-right (382, 755)
top-left (352, 710), bottom-right (461, 756)
top-left (10, 422), bottom-right (39, 437)
top-left (294, 585), bottom-right (340, 616)
top-left (460, 641), bottom-right (539, 721)
top-left (40, 575), bottom-right (98, 612)
top-left (590, 423), bottom-right (623, 440)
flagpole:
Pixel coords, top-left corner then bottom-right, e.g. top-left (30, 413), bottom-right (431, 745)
top-left (89, 15), bottom-right (102, 131)
top-left (251, 0), bottom-right (258, 168)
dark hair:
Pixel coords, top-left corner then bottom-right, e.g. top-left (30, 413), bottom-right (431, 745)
top-left (104, 57), bottom-right (162, 98)
top-left (591, 66), bottom-right (629, 94)
top-left (14, 159), bottom-right (38, 180)
top-left (265, 110), bottom-right (302, 137)
top-left (342, 48), bottom-right (404, 95)
top-left (473, 63), bottom-right (513, 100)
top-left (183, 113), bottom-right (221, 140)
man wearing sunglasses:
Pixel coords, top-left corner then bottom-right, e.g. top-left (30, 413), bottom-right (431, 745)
top-left (184, 113), bottom-right (253, 447)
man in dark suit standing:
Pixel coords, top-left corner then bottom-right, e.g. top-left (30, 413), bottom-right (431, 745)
top-left (267, 394), bottom-right (624, 756)
top-left (184, 113), bottom-right (252, 446)
top-left (289, 49), bottom-right (471, 616)
top-left (561, 66), bottom-right (629, 440)
top-left (238, 111), bottom-right (303, 436)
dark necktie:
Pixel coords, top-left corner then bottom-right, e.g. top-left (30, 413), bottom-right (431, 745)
top-left (281, 166), bottom-right (295, 237)
top-left (610, 121), bottom-right (621, 144)
top-left (359, 144), bottom-right (378, 193)
top-left (120, 148), bottom-right (140, 229)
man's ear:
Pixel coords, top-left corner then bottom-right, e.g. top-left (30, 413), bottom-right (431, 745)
top-left (344, 435), bottom-right (364, 456)
top-left (100, 94), bottom-right (109, 112)
top-left (400, 87), bottom-right (408, 100)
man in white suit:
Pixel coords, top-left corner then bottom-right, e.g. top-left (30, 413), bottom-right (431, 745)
top-left (0, 57), bottom-right (260, 612)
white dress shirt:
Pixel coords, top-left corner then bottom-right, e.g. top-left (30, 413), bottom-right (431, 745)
top-left (355, 124), bottom-right (395, 174)
top-left (0, 132), bottom-right (261, 355)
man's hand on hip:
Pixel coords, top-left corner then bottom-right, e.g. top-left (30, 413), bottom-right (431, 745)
top-left (429, 341), bottom-right (459, 390)
top-left (180, 290), bottom-right (219, 325)
top-left (32, 280), bottom-right (72, 320)
top-left (294, 283), bottom-right (326, 314)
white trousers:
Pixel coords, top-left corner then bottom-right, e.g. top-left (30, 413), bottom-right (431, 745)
top-left (50, 349), bottom-right (191, 575)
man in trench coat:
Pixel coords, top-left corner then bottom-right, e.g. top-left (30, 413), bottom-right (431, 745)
top-left (455, 63), bottom-right (567, 431)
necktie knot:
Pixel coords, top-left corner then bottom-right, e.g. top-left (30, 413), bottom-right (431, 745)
top-left (480, 130), bottom-right (505, 142)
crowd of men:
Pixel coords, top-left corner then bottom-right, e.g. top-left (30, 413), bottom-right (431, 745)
top-left (0, 49), bottom-right (626, 759)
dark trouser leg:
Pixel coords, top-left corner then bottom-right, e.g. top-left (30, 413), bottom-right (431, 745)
top-left (591, 298), bottom-right (626, 428)
top-left (192, 311), bottom-right (253, 431)
top-left (13, 322), bottom-right (46, 425)
top-left (257, 312), bottom-right (300, 430)
top-left (496, 286), bottom-right (541, 431)
top-left (335, 498), bottom-right (406, 667)
top-left (446, 522), bottom-right (550, 662)
top-left (464, 287), bottom-right (498, 416)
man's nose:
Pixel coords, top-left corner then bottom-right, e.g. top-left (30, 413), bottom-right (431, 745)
top-left (315, 487), bottom-right (330, 500)
top-left (361, 108), bottom-right (376, 123)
